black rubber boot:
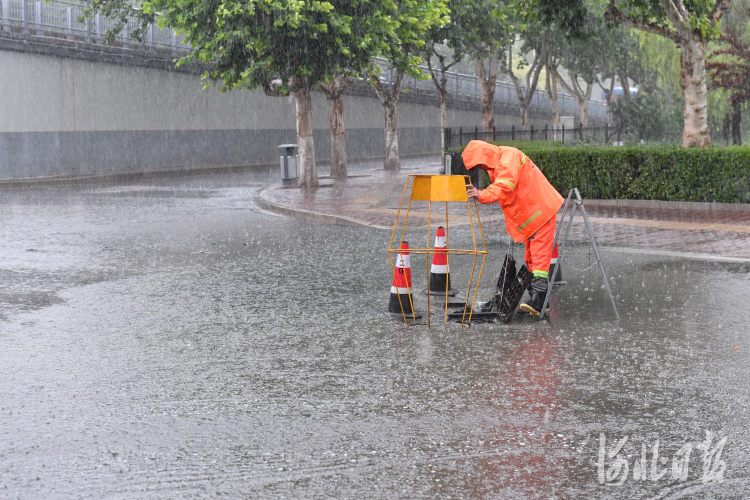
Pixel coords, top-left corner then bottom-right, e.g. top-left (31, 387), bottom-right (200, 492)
top-left (519, 292), bottom-right (550, 318)
top-left (519, 277), bottom-right (550, 318)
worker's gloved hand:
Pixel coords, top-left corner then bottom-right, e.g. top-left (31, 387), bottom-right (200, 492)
top-left (467, 184), bottom-right (480, 199)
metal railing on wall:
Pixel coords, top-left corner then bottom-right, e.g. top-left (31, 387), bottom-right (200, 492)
top-left (445, 124), bottom-right (627, 148)
top-left (372, 58), bottom-right (607, 121)
top-left (0, 0), bottom-right (190, 54)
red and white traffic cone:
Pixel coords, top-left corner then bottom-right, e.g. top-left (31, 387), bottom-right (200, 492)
top-left (388, 241), bottom-right (414, 314)
top-left (550, 242), bottom-right (564, 284)
top-left (428, 226), bottom-right (454, 295)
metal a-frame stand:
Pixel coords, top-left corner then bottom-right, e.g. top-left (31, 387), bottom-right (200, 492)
top-left (539, 188), bottom-right (619, 321)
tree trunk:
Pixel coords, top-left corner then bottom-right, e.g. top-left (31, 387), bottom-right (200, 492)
top-left (722, 111), bottom-right (731, 147)
top-left (555, 69), bottom-right (592, 129)
top-left (293, 78), bottom-right (318, 188)
top-left (579, 78), bottom-right (593, 128)
top-left (577, 98), bottom-right (589, 128)
top-left (679, 37), bottom-right (711, 147)
top-left (618, 70), bottom-right (631, 104)
top-left (439, 93), bottom-right (447, 163)
top-left (521, 106), bottom-right (530, 128)
top-left (427, 54), bottom-right (455, 169)
top-left (508, 45), bottom-right (545, 129)
top-left (320, 76), bottom-right (353, 180)
top-left (329, 95), bottom-right (347, 178)
top-left (477, 48), bottom-right (498, 133)
top-left (732, 100), bottom-right (742, 145)
top-left (371, 69), bottom-right (403, 171)
top-left (605, 78), bottom-right (616, 127)
top-left (545, 63), bottom-right (559, 129)
top-left (383, 98), bottom-right (400, 170)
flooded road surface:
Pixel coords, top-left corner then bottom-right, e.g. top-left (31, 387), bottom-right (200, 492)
top-left (1, 173), bottom-right (749, 499)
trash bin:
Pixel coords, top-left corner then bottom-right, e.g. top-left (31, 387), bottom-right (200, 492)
top-left (279, 144), bottom-right (299, 186)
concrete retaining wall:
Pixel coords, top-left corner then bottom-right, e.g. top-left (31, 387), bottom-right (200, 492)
top-left (0, 44), bottom-right (551, 181)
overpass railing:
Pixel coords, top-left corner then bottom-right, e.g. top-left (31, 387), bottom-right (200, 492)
top-left (0, 0), bottom-right (190, 53)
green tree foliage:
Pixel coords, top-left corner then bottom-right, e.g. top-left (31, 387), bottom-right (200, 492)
top-left (145, 0), bottom-right (385, 91)
top-left (534, 0), bottom-right (588, 36)
top-left (604, 0), bottom-right (734, 147)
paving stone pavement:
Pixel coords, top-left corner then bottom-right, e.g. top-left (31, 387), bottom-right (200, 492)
top-left (257, 161), bottom-right (750, 261)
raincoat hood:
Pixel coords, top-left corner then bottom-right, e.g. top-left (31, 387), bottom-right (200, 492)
top-left (462, 141), bottom-right (500, 170)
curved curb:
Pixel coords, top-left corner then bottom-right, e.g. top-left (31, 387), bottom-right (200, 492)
top-left (253, 187), bottom-right (391, 230)
top-left (253, 187), bottom-right (750, 263)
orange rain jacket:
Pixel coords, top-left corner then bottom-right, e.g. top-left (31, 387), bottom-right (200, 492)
top-left (462, 140), bottom-right (564, 243)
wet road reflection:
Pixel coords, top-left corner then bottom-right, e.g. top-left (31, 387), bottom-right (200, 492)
top-left (0, 174), bottom-right (748, 498)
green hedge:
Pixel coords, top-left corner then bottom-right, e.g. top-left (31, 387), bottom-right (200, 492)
top-left (448, 142), bottom-right (750, 203)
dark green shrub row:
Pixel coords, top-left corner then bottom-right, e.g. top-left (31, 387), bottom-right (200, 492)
top-left (448, 142), bottom-right (750, 203)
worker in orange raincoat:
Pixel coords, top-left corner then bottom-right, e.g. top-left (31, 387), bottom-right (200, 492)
top-left (463, 140), bottom-right (564, 317)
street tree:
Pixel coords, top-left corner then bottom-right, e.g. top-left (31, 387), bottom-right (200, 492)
top-left (544, 50), bottom-right (561, 129)
top-left (708, 0), bottom-right (750, 144)
top-left (318, 3), bottom-right (435, 179)
top-left (460, 0), bottom-right (515, 132)
top-left (531, 0), bottom-right (588, 130)
top-left (368, 0), bottom-right (449, 171)
top-left (85, 0), bottom-right (388, 187)
top-left (507, 0), bottom-right (586, 129)
top-left (590, 24), bottom-right (641, 126)
top-left (546, 15), bottom-right (608, 128)
top-left (421, 0), bottom-right (513, 159)
top-left (604, 0), bottom-right (734, 147)
top-left (319, 76), bottom-right (353, 179)
top-left (155, 0), bottom-right (397, 187)
top-left (423, 43), bottom-right (460, 165)
top-left (708, 27), bottom-right (750, 144)
top-left (506, 40), bottom-right (546, 128)
top-left (421, 2), bottom-right (467, 164)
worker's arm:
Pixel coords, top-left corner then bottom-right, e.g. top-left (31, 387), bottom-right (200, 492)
top-left (474, 180), bottom-right (514, 204)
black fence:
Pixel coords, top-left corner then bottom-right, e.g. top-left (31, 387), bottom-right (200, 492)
top-left (445, 124), bottom-right (627, 149)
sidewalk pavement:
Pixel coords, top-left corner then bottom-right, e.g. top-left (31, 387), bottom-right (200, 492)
top-left (255, 160), bottom-right (750, 262)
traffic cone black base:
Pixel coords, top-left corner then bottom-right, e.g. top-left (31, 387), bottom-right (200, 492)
top-left (424, 226), bottom-right (457, 297)
top-left (425, 274), bottom-right (457, 296)
top-left (388, 241), bottom-right (417, 315)
top-left (388, 289), bottom-right (414, 314)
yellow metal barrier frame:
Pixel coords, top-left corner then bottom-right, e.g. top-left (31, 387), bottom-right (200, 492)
top-left (388, 175), bottom-right (488, 328)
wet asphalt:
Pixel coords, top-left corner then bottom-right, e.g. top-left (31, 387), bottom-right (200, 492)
top-left (1, 171), bottom-right (749, 499)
